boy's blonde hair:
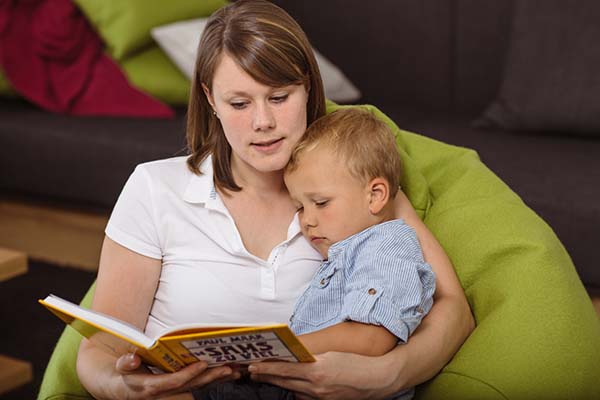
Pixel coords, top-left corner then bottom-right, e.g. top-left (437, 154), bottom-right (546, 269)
top-left (286, 108), bottom-right (402, 198)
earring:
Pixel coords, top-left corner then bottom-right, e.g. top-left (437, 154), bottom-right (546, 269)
top-left (212, 110), bottom-right (217, 115)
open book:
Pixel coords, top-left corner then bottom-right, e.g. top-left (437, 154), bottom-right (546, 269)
top-left (39, 294), bottom-right (315, 372)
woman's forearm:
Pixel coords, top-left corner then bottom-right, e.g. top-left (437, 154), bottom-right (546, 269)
top-left (384, 292), bottom-right (474, 391)
top-left (392, 191), bottom-right (475, 389)
top-left (77, 339), bottom-right (121, 399)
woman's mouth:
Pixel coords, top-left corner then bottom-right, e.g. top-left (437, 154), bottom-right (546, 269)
top-left (251, 138), bottom-right (284, 154)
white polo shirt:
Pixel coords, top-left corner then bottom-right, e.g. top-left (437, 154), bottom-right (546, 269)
top-left (106, 156), bottom-right (322, 337)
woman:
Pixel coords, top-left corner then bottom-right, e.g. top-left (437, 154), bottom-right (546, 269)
top-left (76, 1), bottom-right (474, 399)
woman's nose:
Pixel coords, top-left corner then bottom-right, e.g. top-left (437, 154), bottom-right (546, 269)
top-left (252, 103), bottom-right (275, 131)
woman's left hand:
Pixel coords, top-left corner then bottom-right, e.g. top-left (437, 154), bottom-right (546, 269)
top-left (248, 351), bottom-right (401, 400)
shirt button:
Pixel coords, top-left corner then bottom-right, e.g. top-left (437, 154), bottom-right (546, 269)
top-left (320, 278), bottom-right (326, 285)
top-left (368, 288), bottom-right (377, 295)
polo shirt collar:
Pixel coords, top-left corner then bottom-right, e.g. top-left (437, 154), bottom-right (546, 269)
top-left (288, 212), bottom-right (302, 240)
top-left (183, 155), bottom-right (303, 241)
top-left (183, 156), bottom-right (216, 204)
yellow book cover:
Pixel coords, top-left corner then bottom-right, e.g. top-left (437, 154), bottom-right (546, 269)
top-left (39, 294), bottom-right (315, 373)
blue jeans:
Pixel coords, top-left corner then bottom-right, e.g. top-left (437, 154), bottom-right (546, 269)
top-left (192, 376), bottom-right (295, 400)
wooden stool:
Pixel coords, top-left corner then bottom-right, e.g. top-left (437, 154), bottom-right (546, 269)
top-left (0, 248), bottom-right (33, 394)
top-left (0, 247), bottom-right (27, 281)
top-left (0, 355), bottom-right (33, 395)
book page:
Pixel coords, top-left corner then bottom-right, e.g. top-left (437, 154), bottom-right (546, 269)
top-left (158, 322), bottom-right (277, 337)
top-left (40, 295), bottom-right (155, 348)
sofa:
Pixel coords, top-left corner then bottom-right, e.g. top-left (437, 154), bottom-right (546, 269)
top-left (2, 0), bottom-right (598, 292)
top-left (1, 0), bottom-right (599, 399)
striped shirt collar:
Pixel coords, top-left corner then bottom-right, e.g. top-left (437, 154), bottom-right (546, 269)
top-left (327, 219), bottom-right (400, 261)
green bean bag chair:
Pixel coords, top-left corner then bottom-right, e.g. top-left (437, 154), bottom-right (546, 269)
top-left (38, 104), bottom-right (600, 400)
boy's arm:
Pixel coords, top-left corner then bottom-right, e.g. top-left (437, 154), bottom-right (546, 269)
top-left (298, 321), bottom-right (398, 356)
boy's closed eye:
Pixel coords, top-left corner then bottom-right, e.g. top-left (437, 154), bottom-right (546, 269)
top-left (314, 199), bottom-right (329, 207)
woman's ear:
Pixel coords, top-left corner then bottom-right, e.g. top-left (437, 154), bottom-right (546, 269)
top-left (201, 83), bottom-right (215, 110)
top-left (368, 177), bottom-right (390, 215)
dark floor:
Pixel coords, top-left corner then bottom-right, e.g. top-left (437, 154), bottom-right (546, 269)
top-left (0, 260), bottom-right (96, 400)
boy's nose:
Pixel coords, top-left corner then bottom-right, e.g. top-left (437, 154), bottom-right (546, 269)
top-left (300, 211), bottom-right (317, 229)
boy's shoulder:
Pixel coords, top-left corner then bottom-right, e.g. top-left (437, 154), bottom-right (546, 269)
top-left (339, 219), bottom-right (423, 262)
top-left (355, 219), bottom-right (416, 243)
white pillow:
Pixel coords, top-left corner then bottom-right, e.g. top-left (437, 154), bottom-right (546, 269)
top-left (151, 18), bottom-right (361, 103)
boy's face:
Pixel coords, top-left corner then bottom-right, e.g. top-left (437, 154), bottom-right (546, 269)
top-left (284, 146), bottom-right (377, 259)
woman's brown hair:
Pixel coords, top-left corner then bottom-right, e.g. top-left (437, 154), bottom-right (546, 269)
top-left (186, 0), bottom-right (326, 191)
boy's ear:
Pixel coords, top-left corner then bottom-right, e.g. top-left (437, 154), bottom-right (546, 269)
top-left (368, 177), bottom-right (390, 215)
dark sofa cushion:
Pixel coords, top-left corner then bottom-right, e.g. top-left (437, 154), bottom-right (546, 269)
top-left (272, 0), bottom-right (454, 110)
top-left (0, 99), bottom-right (187, 210)
top-left (477, 0), bottom-right (600, 135)
top-left (453, 0), bottom-right (513, 114)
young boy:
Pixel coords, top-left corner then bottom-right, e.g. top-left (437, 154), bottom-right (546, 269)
top-left (283, 108), bottom-right (435, 358)
top-left (193, 108), bottom-right (435, 400)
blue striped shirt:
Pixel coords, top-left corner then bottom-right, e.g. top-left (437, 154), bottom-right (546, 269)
top-left (289, 219), bottom-right (435, 343)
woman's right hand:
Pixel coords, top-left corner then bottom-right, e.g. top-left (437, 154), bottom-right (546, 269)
top-left (78, 342), bottom-right (240, 400)
top-left (112, 352), bottom-right (238, 399)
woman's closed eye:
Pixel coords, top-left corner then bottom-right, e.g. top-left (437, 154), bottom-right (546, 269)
top-left (270, 94), bottom-right (288, 104)
top-left (315, 200), bottom-right (329, 207)
top-left (230, 101), bottom-right (249, 110)
top-left (229, 94), bottom-right (286, 109)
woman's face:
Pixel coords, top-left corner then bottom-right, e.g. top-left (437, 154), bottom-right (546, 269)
top-left (205, 53), bottom-right (309, 176)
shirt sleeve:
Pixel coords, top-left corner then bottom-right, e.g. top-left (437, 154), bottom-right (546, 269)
top-left (339, 221), bottom-right (436, 342)
top-left (105, 165), bottom-right (163, 260)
